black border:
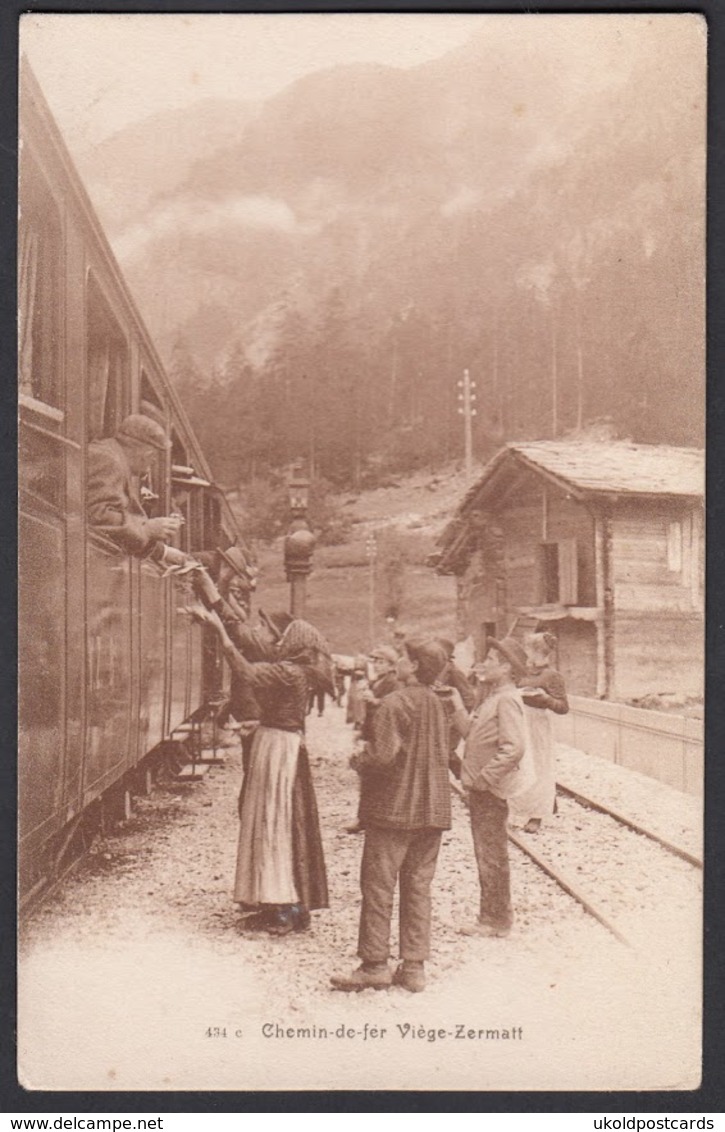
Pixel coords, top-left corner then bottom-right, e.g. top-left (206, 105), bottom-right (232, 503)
top-left (3, 0), bottom-right (723, 1114)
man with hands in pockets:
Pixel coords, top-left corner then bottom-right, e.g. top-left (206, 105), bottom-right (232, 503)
top-left (446, 637), bottom-right (529, 939)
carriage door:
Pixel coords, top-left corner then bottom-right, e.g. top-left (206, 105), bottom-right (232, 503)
top-left (18, 149), bottom-right (68, 894)
top-left (134, 374), bottom-right (169, 757)
top-left (83, 275), bottom-right (133, 803)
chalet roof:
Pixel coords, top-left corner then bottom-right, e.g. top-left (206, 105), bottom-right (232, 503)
top-left (433, 440), bottom-right (703, 574)
top-left (463, 440), bottom-right (704, 507)
top-left (511, 441), bottom-right (703, 497)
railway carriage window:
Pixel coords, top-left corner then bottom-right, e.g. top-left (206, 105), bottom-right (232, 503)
top-left (19, 154), bottom-right (63, 411)
top-left (19, 426), bottom-right (63, 511)
top-left (86, 275), bottom-right (129, 440)
top-left (204, 492), bottom-right (221, 551)
top-left (139, 374), bottom-right (168, 512)
top-left (170, 432), bottom-right (191, 551)
top-left (169, 488), bottom-right (190, 553)
top-left (171, 431), bottom-right (188, 469)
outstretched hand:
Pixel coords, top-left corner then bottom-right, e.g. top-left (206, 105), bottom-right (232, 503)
top-left (147, 515), bottom-right (184, 542)
top-left (179, 599), bottom-right (223, 634)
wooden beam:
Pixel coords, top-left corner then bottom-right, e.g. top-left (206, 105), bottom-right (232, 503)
top-left (594, 515), bottom-right (607, 697)
top-left (602, 510), bottom-right (615, 699)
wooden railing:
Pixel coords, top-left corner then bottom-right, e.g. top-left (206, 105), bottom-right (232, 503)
top-left (552, 695), bottom-right (703, 796)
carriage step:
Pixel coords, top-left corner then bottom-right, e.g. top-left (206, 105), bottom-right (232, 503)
top-left (176, 764), bottom-right (210, 780)
top-left (197, 750), bottom-right (226, 764)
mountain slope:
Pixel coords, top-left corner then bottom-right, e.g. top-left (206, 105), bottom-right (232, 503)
top-left (74, 19), bottom-right (705, 475)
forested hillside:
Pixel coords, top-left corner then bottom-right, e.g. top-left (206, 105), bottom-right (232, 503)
top-left (78, 18), bottom-right (705, 489)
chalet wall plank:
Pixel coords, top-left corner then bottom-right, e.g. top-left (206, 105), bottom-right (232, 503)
top-left (615, 560), bottom-right (685, 586)
top-left (615, 583), bottom-right (697, 611)
top-left (557, 620), bottom-right (598, 695)
top-left (613, 611), bottom-right (702, 698)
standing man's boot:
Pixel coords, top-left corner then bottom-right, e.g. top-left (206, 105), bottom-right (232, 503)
top-left (330, 963), bottom-right (392, 991)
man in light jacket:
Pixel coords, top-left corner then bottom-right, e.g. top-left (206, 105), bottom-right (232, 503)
top-left (449, 636), bottom-right (528, 938)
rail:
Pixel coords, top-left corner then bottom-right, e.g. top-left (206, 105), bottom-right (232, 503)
top-left (556, 781), bottom-right (702, 868)
top-left (552, 695), bottom-right (703, 796)
top-left (451, 781), bottom-right (633, 948)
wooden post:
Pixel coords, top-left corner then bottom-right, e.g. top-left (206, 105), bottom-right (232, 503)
top-left (594, 511), bottom-right (609, 698)
top-left (600, 509), bottom-right (615, 699)
top-left (290, 573), bottom-right (307, 620)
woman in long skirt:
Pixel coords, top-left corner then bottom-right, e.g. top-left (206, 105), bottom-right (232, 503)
top-left (191, 608), bottom-right (331, 934)
top-left (509, 631), bottom-right (569, 834)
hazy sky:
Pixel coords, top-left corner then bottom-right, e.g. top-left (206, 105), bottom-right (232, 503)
top-left (21, 13), bottom-right (491, 147)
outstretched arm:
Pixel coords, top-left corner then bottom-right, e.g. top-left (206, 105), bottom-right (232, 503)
top-left (522, 670), bottom-right (569, 714)
top-left (186, 603), bottom-right (258, 682)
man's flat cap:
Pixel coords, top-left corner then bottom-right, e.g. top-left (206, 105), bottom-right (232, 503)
top-left (117, 414), bottom-right (170, 451)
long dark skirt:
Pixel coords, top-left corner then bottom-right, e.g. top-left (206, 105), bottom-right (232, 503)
top-left (236, 735), bottom-right (328, 911)
top-left (291, 742), bottom-right (329, 911)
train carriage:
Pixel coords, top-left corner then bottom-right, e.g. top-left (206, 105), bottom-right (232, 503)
top-left (18, 60), bottom-right (240, 904)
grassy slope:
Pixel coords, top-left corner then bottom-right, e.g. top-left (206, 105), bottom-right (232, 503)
top-left (251, 464), bottom-right (473, 655)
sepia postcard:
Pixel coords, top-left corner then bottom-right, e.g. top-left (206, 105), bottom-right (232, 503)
top-left (17, 12), bottom-right (705, 1094)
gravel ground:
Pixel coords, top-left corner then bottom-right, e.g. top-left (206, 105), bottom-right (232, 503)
top-left (555, 744), bottom-right (703, 860)
top-left (18, 706), bottom-right (701, 1093)
top-left (512, 794), bottom-right (701, 952)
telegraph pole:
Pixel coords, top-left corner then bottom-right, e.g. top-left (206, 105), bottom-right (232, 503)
top-left (457, 368), bottom-right (477, 480)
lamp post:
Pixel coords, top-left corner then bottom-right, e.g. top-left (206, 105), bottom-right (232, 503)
top-left (284, 465), bottom-right (315, 618)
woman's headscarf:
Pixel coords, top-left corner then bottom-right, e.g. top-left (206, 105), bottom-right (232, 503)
top-left (278, 619), bottom-right (330, 659)
top-left (278, 619), bottom-right (334, 694)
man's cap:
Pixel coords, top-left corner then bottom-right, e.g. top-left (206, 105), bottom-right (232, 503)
top-left (436, 637), bottom-right (455, 657)
top-left (117, 414), bottom-right (170, 451)
top-left (368, 644), bottom-right (399, 665)
top-left (219, 545), bottom-right (257, 582)
top-left (487, 636), bottom-right (528, 678)
top-left (403, 637), bottom-right (448, 685)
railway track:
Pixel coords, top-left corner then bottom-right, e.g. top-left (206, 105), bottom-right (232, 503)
top-left (506, 825), bottom-right (634, 948)
top-left (555, 779), bottom-right (702, 868)
top-left (452, 774), bottom-right (701, 952)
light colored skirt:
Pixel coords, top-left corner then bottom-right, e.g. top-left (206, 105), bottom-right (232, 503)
top-left (234, 726), bottom-right (301, 905)
top-left (508, 706), bottom-right (556, 825)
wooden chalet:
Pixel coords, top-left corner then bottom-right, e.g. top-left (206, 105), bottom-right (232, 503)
top-left (433, 441), bottom-right (704, 700)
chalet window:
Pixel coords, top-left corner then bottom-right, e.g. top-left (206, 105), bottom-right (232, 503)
top-left (19, 154), bottom-right (63, 411)
top-left (667, 520), bottom-right (683, 573)
top-left (540, 538), bottom-right (578, 605)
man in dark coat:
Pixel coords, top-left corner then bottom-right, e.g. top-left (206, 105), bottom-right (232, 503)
top-left (85, 414), bottom-right (190, 566)
top-left (345, 644), bottom-right (401, 834)
top-left (331, 638), bottom-right (451, 993)
top-left (88, 415), bottom-right (234, 643)
top-left (86, 414), bottom-right (183, 561)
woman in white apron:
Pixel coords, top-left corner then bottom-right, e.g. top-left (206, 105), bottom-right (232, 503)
top-left (509, 631), bottom-right (569, 834)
